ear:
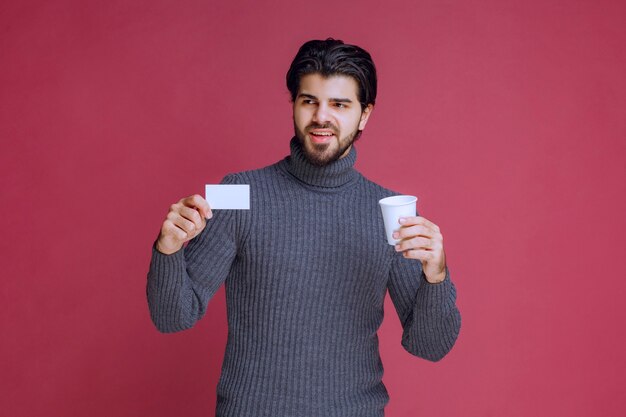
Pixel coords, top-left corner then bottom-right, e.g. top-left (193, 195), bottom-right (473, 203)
top-left (358, 104), bottom-right (374, 130)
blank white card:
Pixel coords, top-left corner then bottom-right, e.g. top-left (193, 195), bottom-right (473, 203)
top-left (205, 184), bottom-right (250, 210)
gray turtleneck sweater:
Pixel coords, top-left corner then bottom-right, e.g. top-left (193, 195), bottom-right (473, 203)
top-left (147, 137), bottom-right (461, 417)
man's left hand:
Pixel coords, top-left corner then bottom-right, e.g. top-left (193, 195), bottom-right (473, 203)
top-left (393, 216), bottom-right (446, 284)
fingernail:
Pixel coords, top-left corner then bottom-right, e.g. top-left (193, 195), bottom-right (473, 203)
top-left (399, 217), bottom-right (406, 224)
top-left (395, 244), bottom-right (400, 251)
top-left (392, 232), bottom-right (399, 239)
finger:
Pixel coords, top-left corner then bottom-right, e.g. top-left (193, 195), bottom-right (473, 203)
top-left (399, 216), bottom-right (440, 232)
top-left (394, 225), bottom-right (434, 240)
top-left (402, 248), bottom-right (436, 261)
top-left (178, 205), bottom-right (205, 230)
top-left (395, 236), bottom-right (432, 252)
top-left (167, 211), bottom-right (198, 237)
top-left (162, 219), bottom-right (188, 241)
top-left (182, 194), bottom-right (213, 219)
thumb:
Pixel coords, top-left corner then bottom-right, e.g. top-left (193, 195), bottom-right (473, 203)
top-left (203, 205), bottom-right (213, 220)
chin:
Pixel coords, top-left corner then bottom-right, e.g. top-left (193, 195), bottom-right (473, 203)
top-left (309, 149), bottom-right (343, 167)
top-left (295, 129), bottom-right (344, 166)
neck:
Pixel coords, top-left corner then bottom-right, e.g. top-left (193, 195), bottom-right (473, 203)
top-left (281, 136), bottom-right (359, 188)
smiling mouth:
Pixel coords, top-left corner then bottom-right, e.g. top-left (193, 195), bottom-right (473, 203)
top-left (308, 129), bottom-right (335, 144)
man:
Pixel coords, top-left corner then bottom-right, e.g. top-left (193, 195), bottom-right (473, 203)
top-left (147, 38), bottom-right (461, 417)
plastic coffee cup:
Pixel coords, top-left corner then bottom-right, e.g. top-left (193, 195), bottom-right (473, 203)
top-left (379, 195), bottom-right (418, 245)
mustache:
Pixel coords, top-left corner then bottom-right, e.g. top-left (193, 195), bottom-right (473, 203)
top-left (307, 123), bottom-right (338, 132)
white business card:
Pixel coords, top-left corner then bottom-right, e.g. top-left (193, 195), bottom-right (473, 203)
top-left (205, 184), bottom-right (250, 210)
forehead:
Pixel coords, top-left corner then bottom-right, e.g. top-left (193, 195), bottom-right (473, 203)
top-left (298, 73), bottom-right (359, 99)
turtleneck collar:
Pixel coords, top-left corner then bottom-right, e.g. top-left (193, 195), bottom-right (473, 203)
top-left (279, 136), bottom-right (359, 188)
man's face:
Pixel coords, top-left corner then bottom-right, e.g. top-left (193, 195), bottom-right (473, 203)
top-left (293, 73), bottom-right (373, 166)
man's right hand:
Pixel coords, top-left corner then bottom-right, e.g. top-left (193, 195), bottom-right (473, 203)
top-left (155, 194), bottom-right (213, 255)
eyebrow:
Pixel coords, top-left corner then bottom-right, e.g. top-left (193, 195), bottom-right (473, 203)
top-left (298, 93), bottom-right (353, 103)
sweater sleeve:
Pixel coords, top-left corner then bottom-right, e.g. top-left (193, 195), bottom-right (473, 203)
top-left (387, 252), bottom-right (462, 361)
top-left (146, 173), bottom-right (243, 333)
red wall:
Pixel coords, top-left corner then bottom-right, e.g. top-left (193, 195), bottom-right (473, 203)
top-left (2, 1), bottom-right (625, 416)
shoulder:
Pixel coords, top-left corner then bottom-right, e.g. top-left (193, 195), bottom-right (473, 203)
top-left (356, 172), bottom-right (401, 199)
top-left (220, 160), bottom-right (284, 185)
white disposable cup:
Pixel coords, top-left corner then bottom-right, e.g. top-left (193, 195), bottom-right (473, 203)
top-left (378, 195), bottom-right (418, 245)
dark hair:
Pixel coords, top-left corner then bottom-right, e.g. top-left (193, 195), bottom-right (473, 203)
top-left (286, 38), bottom-right (377, 111)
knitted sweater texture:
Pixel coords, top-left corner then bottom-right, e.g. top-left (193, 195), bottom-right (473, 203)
top-left (147, 137), bottom-right (461, 417)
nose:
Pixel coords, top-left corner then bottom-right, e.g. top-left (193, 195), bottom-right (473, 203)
top-left (312, 102), bottom-right (330, 124)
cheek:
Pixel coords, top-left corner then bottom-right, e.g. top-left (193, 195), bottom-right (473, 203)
top-left (294, 108), bottom-right (311, 125)
top-left (341, 113), bottom-right (362, 130)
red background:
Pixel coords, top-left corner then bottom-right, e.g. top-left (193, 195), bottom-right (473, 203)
top-left (2, 0), bottom-right (625, 416)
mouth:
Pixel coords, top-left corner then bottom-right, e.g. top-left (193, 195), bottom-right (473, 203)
top-left (308, 129), bottom-right (335, 144)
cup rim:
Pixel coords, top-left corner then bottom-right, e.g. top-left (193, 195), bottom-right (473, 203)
top-left (378, 195), bottom-right (418, 206)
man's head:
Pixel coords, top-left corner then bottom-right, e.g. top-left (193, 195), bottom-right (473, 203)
top-left (286, 38), bottom-right (377, 166)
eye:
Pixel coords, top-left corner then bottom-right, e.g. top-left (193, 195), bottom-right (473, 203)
top-left (302, 99), bottom-right (316, 105)
top-left (334, 103), bottom-right (347, 108)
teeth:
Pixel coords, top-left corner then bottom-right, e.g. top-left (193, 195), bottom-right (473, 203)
top-left (312, 132), bottom-right (333, 136)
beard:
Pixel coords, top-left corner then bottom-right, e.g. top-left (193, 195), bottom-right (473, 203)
top-left (293, 121), bottom-right (362, 167)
